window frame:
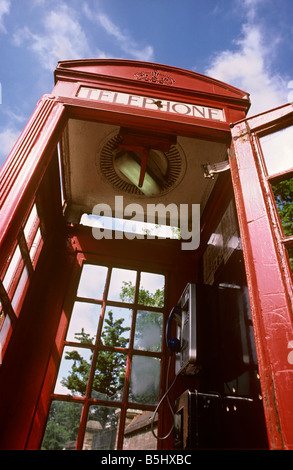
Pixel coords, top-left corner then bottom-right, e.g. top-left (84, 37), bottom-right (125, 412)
top-left (43, 255), bottom-right (168, 450)
top-left (254, 117), bottom-right (293, 284)
top-left (0, 199), bottom-right (44, 360)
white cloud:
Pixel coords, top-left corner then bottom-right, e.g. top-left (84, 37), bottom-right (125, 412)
top-left (0, 0), bottom-right (10, 32)
top-left (205, 0), bottom-right (288, 116)
top-left (241, 0), bottom-right (264, 22)
top-left (13, 3), bottom-right (101, 71)
top-left (0, 126), bottom-right (21, 163)
top-left (83, 4), bottom-right (154, 62)
top-left (13, 2), bottom-right (154, 71)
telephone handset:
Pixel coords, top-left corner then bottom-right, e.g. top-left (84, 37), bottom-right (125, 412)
top-left (152, 284), bottom-right (196, 441)
top-left (166, 305), bottom-right (181, 352)
top-left (166, 283), bottom-right (197, 375)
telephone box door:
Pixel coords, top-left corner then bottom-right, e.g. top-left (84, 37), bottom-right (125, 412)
top-left (230, 104), bottom-right (293, 450)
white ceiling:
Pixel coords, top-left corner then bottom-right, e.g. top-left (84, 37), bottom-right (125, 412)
top-left (60, 118), bottom-right (228, 226)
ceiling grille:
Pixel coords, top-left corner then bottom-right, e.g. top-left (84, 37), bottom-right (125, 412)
top-left (99, 133), bottom-right (184, 196)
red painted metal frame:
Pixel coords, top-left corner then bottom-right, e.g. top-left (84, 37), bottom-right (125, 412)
top-left (0, 96), bottom-right (66, 262)
top-left (52, 59), bottom-right (250, 144)
top-left (0, 96), bottom-right (67, 362)
top-left (230, 104), bottom-right (293, 449)
top-left (0, 60), bottom-right (257, 450)
top-left (62, 256), bottom-right (168, 450)
top-left (24, 228), bottom-right (197, 451)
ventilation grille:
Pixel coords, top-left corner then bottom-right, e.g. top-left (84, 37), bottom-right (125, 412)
top-left (99, 134), bottom-right (184, 196)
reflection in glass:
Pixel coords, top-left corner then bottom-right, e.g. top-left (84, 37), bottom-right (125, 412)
top-left (83, 405), bottom-right (120, 450)
top-left (77, 264), bottom-right (108, 299)
top-left (134, 310), bottom-right (163, 351)
top-left (29, 227), bottom-right (42, 265)
top-left (139, 272), bottom-right (165, 307)
top-left (24, 204), bottom-right (38, 242)
top-left (54, 346), bottom-right (92, 396)
top-left (91, 352), bottom-right (127, 401)
top-left (101, 307), bottom-right (132, 347)
top-left (260, 126), bottom-right (293, 175)
top-left (0, 302), bottom-right (4, 330)
top-left (129, 355), bottom-right (160, 405)
top-left (66, 301), bottom-right (101, 343)
top-left (108, 268), bottom-right (137, 302)
top-left (41, 400), bottom-right (83, 450)
top-left (2, 245), bottom-right (22, 292)
top-left (286, 246), bottom-right (293, 273)
top-left (271, 177), bottom-right (293, 237)
top-left (0, 314), bottom-right (11, 345)
top-left (11, 265), bottom-right (29, 311)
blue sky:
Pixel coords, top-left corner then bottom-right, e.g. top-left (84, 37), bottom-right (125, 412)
top-left (0, 0), bottom-right (293, 167)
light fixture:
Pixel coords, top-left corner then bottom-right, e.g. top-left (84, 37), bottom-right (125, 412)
top-left (113, 128), bottom-right (176, 196)
top-left (115, 149), bottom-right (161, 197)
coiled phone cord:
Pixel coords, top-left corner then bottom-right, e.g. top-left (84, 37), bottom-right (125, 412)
top-left (151, 352), bottom-right (179, 440)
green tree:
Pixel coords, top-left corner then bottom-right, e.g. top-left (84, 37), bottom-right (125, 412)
top-left (272, 177), bottom-right (293, 270)
top-left (61, 310), bottom-right (130, 400)
top-left (41, 401), bottom-right (82, 450)
top-left (42, 310), bottom-right (130, 449)
top-left (121, 280), bottom-right (164, 352)
top-left (42, 281), bottom-right (164, 449)
top-left (272, 178), bottom-right (293, 237)
top-left (120, 280), bottom-right (164, 307)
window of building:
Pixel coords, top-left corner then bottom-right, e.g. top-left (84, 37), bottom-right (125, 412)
top-left (41, 263), bottom-right (166, 450)
top-left (259, 124), bottom-right (293, 275)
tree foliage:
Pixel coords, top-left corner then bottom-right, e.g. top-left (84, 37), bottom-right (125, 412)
top-left (120, 280), bottom-right (164, 307)
top-left (272, 178), bottom-right (293, 237)
top-left (272, 177), bottom-right (293, 270)
top-left (42, 280), bottom-right (164, 449)
top-left (60, 310), bottom-right (130, 399)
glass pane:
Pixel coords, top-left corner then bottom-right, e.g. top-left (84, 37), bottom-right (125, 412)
top-left (77, 264), bottom-right (108, 299)
top-left (24, 204), bottom-right (39, 243)
top-left (41, 400), bottom-right (83, 450)
top-left (108, 268), bottom-right (137, 302)
top-left (271, 177), bottom-right (293, 237)
top-left (101, 306), bottom-right (132, 347)
top-left (29, 227), bottom-right (42, 264)
top-left (129, 355), bottom-right (160, 405)
top-left (286, 246), bottom-right (293, 273)
top-left (11, 265), bottom-right (29, 311)
top-left (54, 346), bottom-right (92, 396)
top-left (123, 409), bottom-right (157, 450)
top-left (139, 272), bottom-right (165, 307)
top-left (91, 351), bottom-right (127, 401)
top-left (66, 301), bottom-right (101, 343)
top-left (2, 245), bottom-right (22, 292)
top-left (134, 310), bottom-right (163, 352)
top-left (0, 302), bottom-right (4, 330)
top-left (260, 126), bottom-right (293, 175)
top-left (0, 313), bottom-right (11, 347)
top-left (83, 405), bottom-right (120, 450)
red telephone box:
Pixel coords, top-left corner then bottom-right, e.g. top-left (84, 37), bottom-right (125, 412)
top-left (0, 59), bottom-right (292, 450)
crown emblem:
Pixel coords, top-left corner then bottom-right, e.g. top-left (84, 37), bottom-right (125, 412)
top-left (135, 70), bottom-right (175, 85)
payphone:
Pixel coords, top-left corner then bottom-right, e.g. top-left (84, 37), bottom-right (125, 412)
top-left (166, 283), bottom-right (198, 375)
top-left (168, 281), bottom-right (268, 449)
